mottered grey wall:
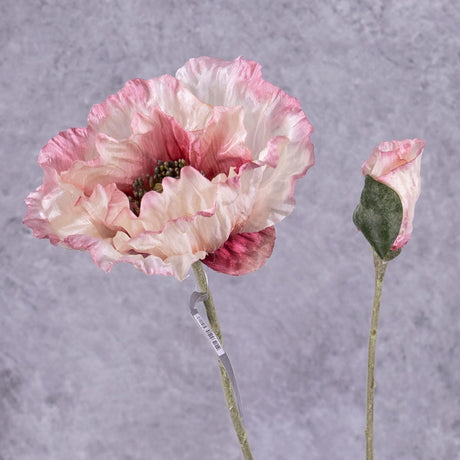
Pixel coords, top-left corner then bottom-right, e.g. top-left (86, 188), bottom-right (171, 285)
top-left (1, 1), bottom-right (459, 459)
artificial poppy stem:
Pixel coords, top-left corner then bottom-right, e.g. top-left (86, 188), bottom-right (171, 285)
top-left (365, 250), bottom-right (388, 460)
top-left (192, 261), bottom-right (254, 460)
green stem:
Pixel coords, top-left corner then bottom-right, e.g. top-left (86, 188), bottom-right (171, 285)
top-left (192, 261), bottom-right (254, 460)
top-left (365, 251), bottom-right (388, 460)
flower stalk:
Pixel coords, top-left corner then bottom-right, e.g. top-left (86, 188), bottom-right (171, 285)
top-left (192, 261), bottom-right (254, 460)
top-left (365, 250), bottom-right (388, 460)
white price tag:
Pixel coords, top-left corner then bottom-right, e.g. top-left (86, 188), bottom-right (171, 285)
top-left (189, 291), bottom-right (244, 420)
top-left (193, 313), bottom-right (225, 357)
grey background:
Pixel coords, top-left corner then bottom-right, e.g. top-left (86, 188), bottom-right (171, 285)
top-left (1, 0), bottom-right (458, 459)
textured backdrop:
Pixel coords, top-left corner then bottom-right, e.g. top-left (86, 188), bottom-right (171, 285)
top-left (1, 1), bottom-right (459, 459)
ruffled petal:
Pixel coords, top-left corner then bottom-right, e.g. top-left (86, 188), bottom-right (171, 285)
top-left (30, 181), bottom-right (124, 243)
top-left (24, 185), bottom-right (60, 244)
top-left (145, 76), bottom-right (213, 131)
top-left (238, 135), bottom-right (313, 232)
top-left (177, 57), bottom-right (314, 231)
top-left (64, 108), bottom-right (193, 194)
top-left (40, 181), bottom-right (92, 240)
top-left (203, 226), bottom-right (276, 275)
top-left (176, 56), bottom-right (262, 108)
top-left (88, 76), bottom-right (213, 140)
top-left (124, 166), bottom-right (260, 256)
top-left (176, 56), bottom-right (314, 157)
top-left (65, 233), bottom-right (204, 280)
top-left (192, 105), bottom-right (252, 178)
top-left (136, 167), bottom-right (219, 231)
top-left (132, 107), bottom-right (194, 165)
top-left (59, 137), bottom-right (144, 195)
top-left (362, 138), bottom-right (425, 178)
top-left (88, 79), bottom-right (152, 139)
top-left (64, 107), bottom-right (199, 196)
top-left (38, 127), bottom-right (96, 174)
top-left (378, 156), bottom-right (423, 249)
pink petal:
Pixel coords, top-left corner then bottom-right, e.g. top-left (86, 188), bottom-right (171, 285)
top-left (362, 138), bottom-right (425, 178)
top-left (37, 181), bottom-right (92, 240)
top-left (65, 233), bottom-right (202, 280)
top-left (136, 166), bottom-right (219, 231)
top-left (192, 105), bottom-right (252, 178)
top-left (64, 107), bottom-right (198, 196)
top-left (88, 79), bottom-right (151, 139)
top-left (112, 166), bottom-right (262, 264)
top-left (176, 56), bottom-right (314, 156)
top-left (382, 156), bottom-right (423, 249)
top-left (61, 126), bottom-right (165, 195)
top-left (132, 107), bottom-right (194, 166)
top-left (120, 168), bottom-right (244, 257)
top-left (240, 135), bottom-right (314, 232)
top-left (175, 56), bottom-right (263, 108)
top-left (203, 226), bottom-right (276, 275)
top-left (38, 127), bottom-right (95, 174)
top-left (88, 76), bottom-right (213, 140)
top-left (177, 57), bottom-right (314, 231)
top-left (28, 181), bottom-right (126, 244)
top-left (145, 76), bottom-right (213, 131)
top-left (24, 185), bottom-right (60, 244)
top-left (61, 136), bottom-right (147, 195)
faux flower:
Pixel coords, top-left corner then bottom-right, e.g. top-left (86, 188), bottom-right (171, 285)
top-left (24, 57), bottom-right (314, 280)
top-left (353, 138), bottom-right (425, 259)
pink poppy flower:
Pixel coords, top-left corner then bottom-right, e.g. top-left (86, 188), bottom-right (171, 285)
top-left (362, 138), bottom-right (425, 250)
top-left (24, 57), bottom-right (314, 280)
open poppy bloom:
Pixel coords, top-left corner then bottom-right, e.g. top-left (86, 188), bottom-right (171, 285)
top-left (24, 57), bottom-right (314, 280)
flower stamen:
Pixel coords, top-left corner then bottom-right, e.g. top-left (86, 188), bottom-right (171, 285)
top-left (129, 158), bottom-right (205, 215)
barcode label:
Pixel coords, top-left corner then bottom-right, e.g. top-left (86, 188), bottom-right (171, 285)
top-left (193, 313), bottom-right (225, 356)
top-left (189, 290), bottom-right (244, 419)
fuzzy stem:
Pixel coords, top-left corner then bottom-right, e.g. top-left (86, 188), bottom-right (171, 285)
top-left (192, 261), bottom-right (254, 460)
top-left (365, 250), bottom-right (389, 460)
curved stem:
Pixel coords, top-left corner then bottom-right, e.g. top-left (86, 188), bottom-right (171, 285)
top-left (192, 261), bottom-right (254, 460)
top-left (365, 251), bottom-right (388, 460)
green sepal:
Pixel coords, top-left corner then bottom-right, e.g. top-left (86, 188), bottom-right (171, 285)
top-left (353, 175), bottom-right (403, 261)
